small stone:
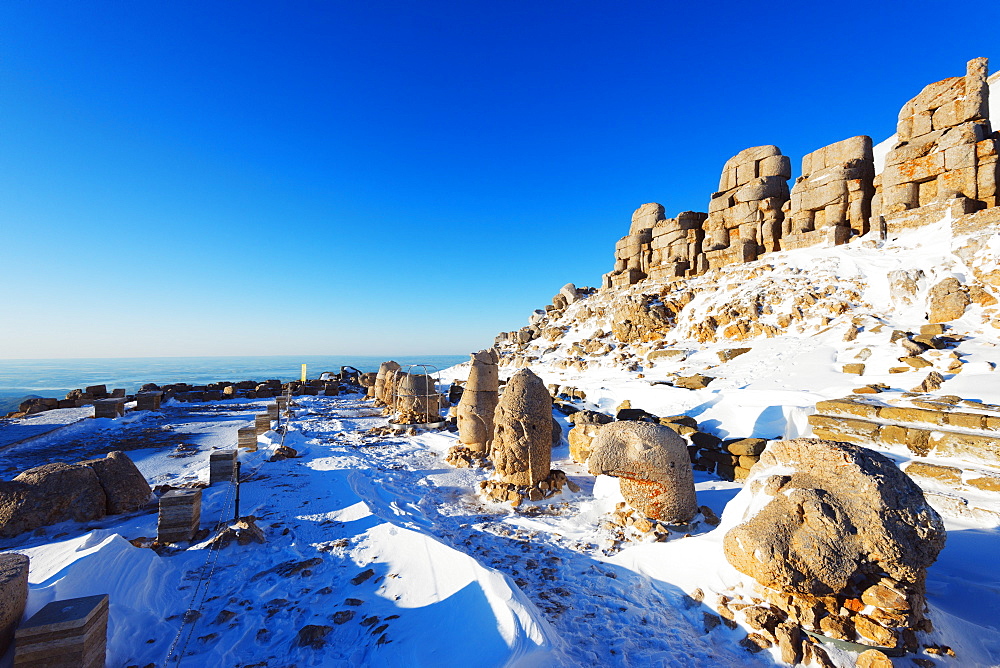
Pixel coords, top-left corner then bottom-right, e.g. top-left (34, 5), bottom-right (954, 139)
top-left (856, 648), bottom-right (894, 668)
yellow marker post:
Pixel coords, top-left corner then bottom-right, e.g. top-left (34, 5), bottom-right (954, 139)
top-left (301, 364), bottom-right (307, 382)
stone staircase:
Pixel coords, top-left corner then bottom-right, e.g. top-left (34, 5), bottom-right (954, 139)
top-left (808, 395), bottom-right (1000, 522)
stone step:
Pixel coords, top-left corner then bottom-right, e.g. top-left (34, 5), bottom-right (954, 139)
top-left (810, 414), bottom-right (1000, 466)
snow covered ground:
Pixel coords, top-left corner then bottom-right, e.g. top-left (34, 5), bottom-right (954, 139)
top-left (1, 383), bottom-right (999, 666)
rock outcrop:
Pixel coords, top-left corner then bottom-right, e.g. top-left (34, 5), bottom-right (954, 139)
top-left (723, 438), bottom-right (945, 653)
top-left (588, 421), bottom-right (697, 522)
top-left (492, 369), bottom-right (552, 485)
top-left (456, 348), bottom-right (500, 454)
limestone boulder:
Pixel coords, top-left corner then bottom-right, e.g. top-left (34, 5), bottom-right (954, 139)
top-left (0, 463), bottom-right (107, 537)
top-left (928, 277), bottom-right (970, 323)
top-left (78, 451), bottom-right (153, 515)
top-left (0, 553), bottom-right (28, 655)
top-left (723, 438), bottom-right (945, 597)
top-left (587, 421), bottom-right (697, 523)
top-left (492, 369), bottom-right (552, 486)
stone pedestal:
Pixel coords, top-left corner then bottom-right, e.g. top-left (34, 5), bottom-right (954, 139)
top-left (93, 398), bottom-right (126, 419)
top-left (135, 391), bottom-right (162, 411)
top-left (0, 553), bottom-right (28, 656)
top-left (254, 413), bottom-right (272, 435)
top-left (157, 489), bottom-right (201, 544)
top-left (209, 449), bottom-right (237, 484)
top-left (238, 426), bottom-right (258, 452)
top-left (276, 396), bottom-right (288, 412)
top-left (267, 404), bottom-right (279, 420)
top-left (14, 593), bottom-right (108, 668)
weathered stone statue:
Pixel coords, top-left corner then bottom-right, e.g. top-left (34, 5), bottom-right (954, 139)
top-left (587, 421), bottom-right (696, 522)
top-left (492, 368), bottom-right (552, 485)
top-left (783, 135), bottom-right (875, 248)
top-left (875, 57), bottom-right (997, 228)
top-left (456, 348), bottom-right (499, 454)
top-left (373, 361), bottom-right (401, 407)
top-left (704, 145), bottom-right (791, 267)
top-left (722, 438), bottom-right (945, 655)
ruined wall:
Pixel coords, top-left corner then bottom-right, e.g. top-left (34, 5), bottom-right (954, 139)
top-left (599, 57), bottom-right (996, 290)
top-left (875, 57), bottom-right (998, 231)
top-left (703, 145), bottom-right (790, 269)
top-left (782, 135), bottom-right (875, 250)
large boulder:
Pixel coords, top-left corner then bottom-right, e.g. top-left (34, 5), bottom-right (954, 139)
top-left (492, 369), bottom-right (552, 486)
top-left (723, 439), bottom-right (945, 596)
top-left (79, 451), bottom-right (153, 515)
top-left (588, 421), bottom-right (696, 522)
top-left (0, 553), bottom-right (28, 655)
top-left (0, 463), bottom-right (107, 537)
top-left (456, 349), bottom-right (500, 455)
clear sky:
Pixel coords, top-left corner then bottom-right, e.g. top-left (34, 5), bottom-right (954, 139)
top-left (2, 1), bottom-right (998, 359)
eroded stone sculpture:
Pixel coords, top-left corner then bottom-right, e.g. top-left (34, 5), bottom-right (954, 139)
top-left (456, 348), bottom-right (499, 454)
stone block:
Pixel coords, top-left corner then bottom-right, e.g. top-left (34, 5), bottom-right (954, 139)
top-left (238, 426), bottom-right (258, 451)
top-left (93, 398), bottom-right (126, 420)
top-left (157, 489), bottom-right (201, 544)
top-left (255, 413), bottom-right (272, 435)
top-left (814, 398), bottom-right (882, 420)
top-left (807, 415), bottom-right (881, 444)
top-left (0, 553), bottom-right (28, 656)
top-left (135, 392), bottom-right (162, 411)
top-left (267, 403), bottom-right (280, 420)
top-left (14, 593), bottom-right (108, 668)
top-left (209, 449), bottom-right (237, 485)
top-left (904, 461), bottom-right (963, 485)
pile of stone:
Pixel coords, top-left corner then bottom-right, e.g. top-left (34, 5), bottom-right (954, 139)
top-left (602, 501), bottom-right (719, 551)
top-left (479, 469), bottom-right (579, 507)
top-left (693, 437), bottom-right (768, 482)
top-left (0, 451), bottom-right (152, 537)
top-left (719, 439), bottom-right (945, 664)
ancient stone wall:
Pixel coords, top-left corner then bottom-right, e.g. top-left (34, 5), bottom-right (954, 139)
top-left (596, 58), bottom-right (996, 291)
top-left (783, 135), bottom-right (875, 249)
top-left (703, 145), bottom-right (791, 268)
top-left (876, 57), bottom-right (998, 232)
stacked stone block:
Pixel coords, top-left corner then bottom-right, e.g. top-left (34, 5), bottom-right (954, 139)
top-left (237, 426), bottom-right (258, 451)
top-left (135, 391), bottom-right (162, 411)
top-left (157, 489), bottom-right (201, 543)
top-left (14, 594), bottom-right (109, 668)
top-left (783, 135), bottom-right (875, 249)
top-left (254, 413), bottom-right (272, 435)
top-left (93, 398), bottom-right (126, 419)
top-left (876, 58), bottom-right (998, 231)
top-left (267, 403), bottom-right (280, 420)
top-left (604, 202), bottom-right (664, 288)
top-left (209, 449), bottom-right (237, 484)
top-left (647, 211), bottom-right (708, 281)
top-left (704, 145), bottom-right (791, 268)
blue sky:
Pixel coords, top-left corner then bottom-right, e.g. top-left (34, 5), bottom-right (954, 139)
top-left (1, 1), bottom-right (998, 358)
